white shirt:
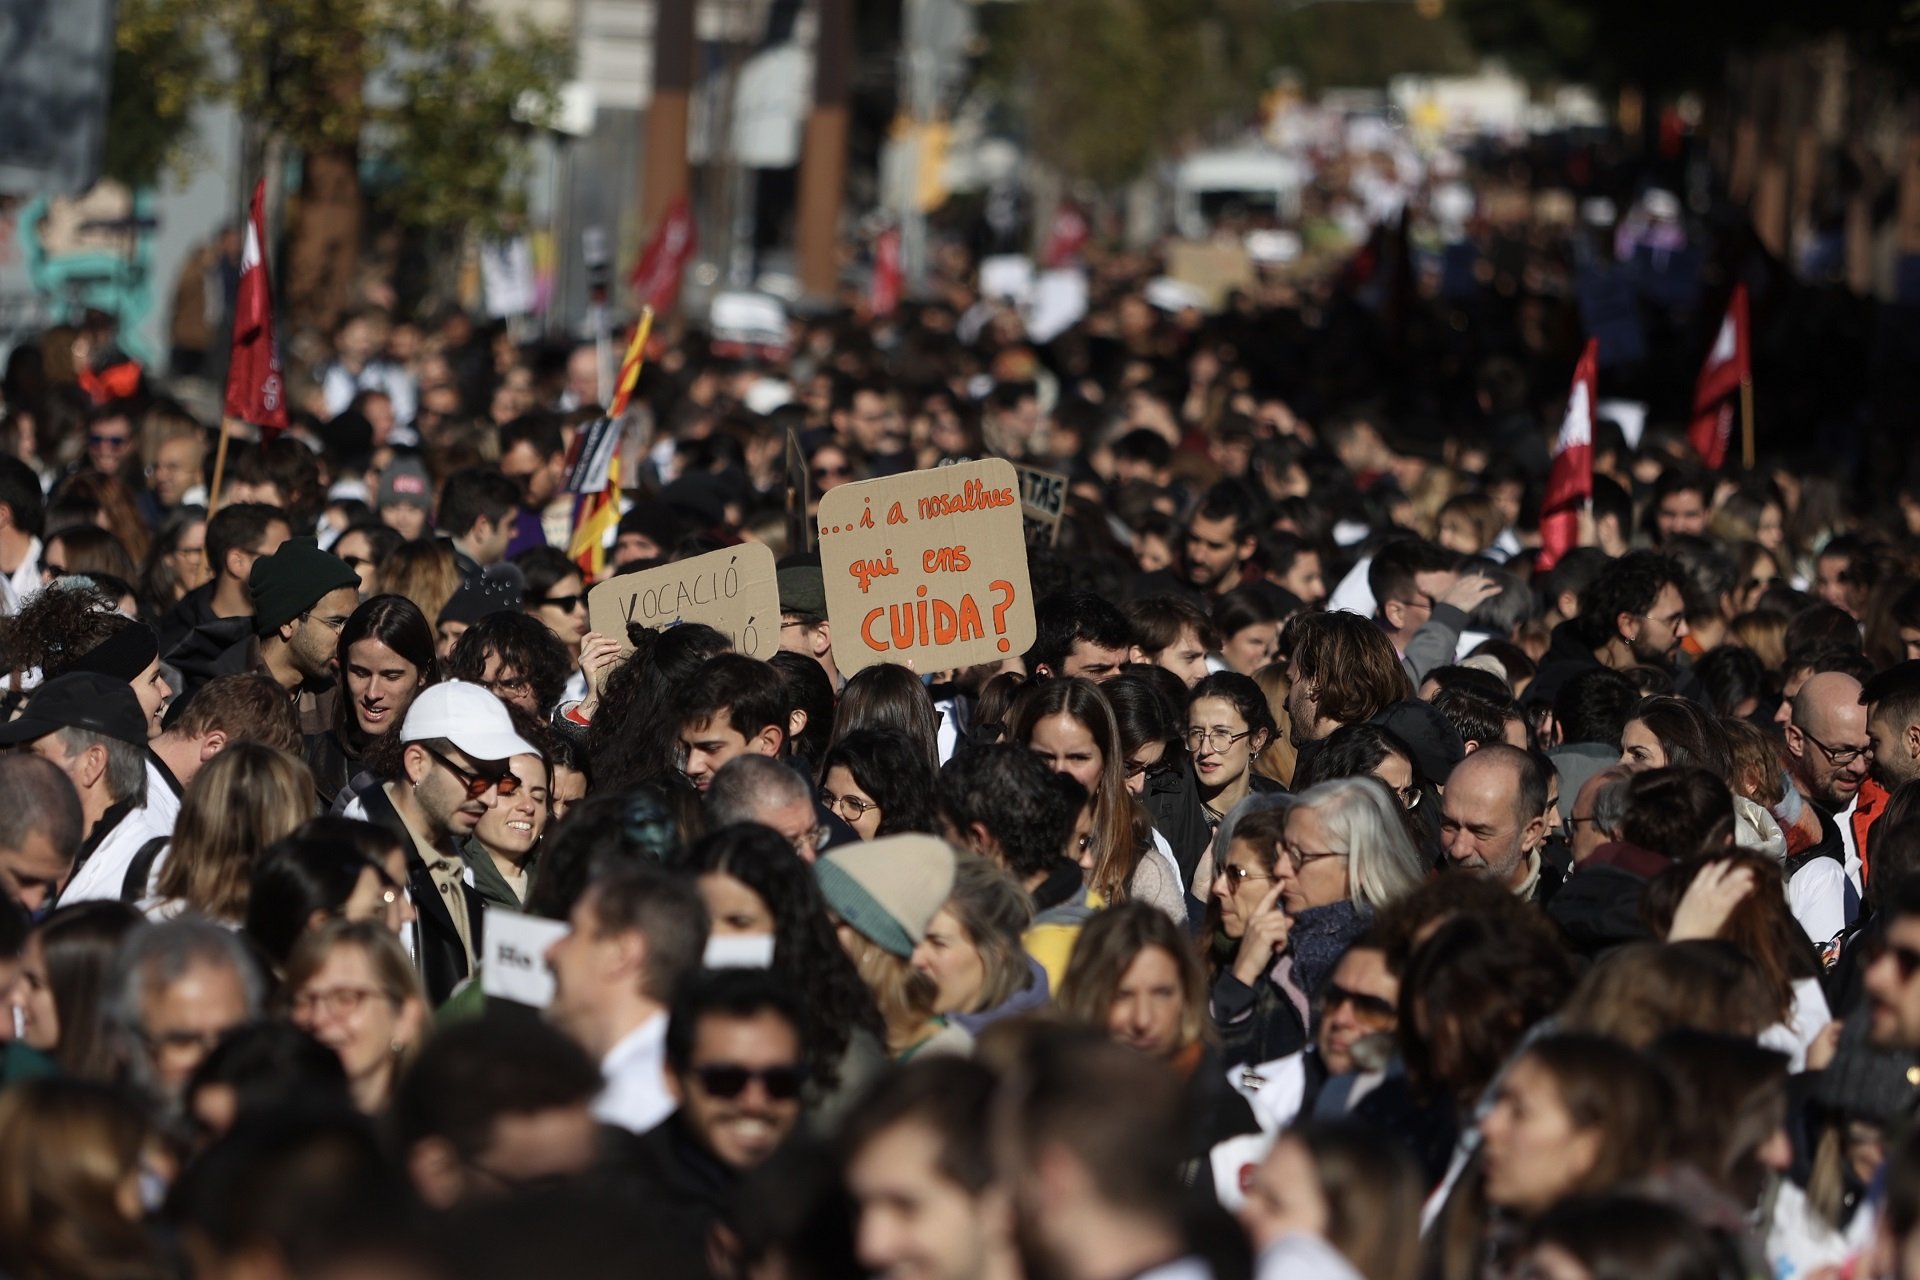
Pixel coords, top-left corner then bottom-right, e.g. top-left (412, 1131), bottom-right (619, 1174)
top-left (1254, 1236), bottom-right (1361, 1280)
top-left (593, 1012), bottom-right (675, 1134)
top-left (1836, 793), bottom-right (1864, 897)
top-left (1788, 858), bottom-right (1849, 951)
top-left (0, 535), bottom-right (41, 615)
top-left (60, 801), bottom-right (168, 905)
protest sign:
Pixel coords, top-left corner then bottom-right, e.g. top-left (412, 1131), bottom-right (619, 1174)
top-left (587, 542), bottom-right (780, 657)
top-left (481, 910), bottom-right (569, 1008)
top-left (561, 415), bottom-right (621, 495)
top-left (818, 458), bottom-right (1036, 677)
top-left (1014, 462), bottom-right (1067, 547)
top-left (1166, 240), bottom-right (1254, 312)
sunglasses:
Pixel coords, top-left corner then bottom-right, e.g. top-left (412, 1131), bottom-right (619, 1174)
top-left (425, 747), bottom-right (521, 800)
top-left (691, 1063), bottom-right (807, 1101)
top-left (812, 465), bottom-right (851, 482)
top-left (1869, 934), bottom-right (1920, 982)
top-left (88, 433), bottom-right (131, 449)
top-left (534, 594), bottom-right (586, 613)
top-left (1321, 982), bottom-right (1396, 1021)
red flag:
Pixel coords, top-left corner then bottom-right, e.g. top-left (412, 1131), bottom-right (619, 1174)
top-left (1042, 202), bottom-right (1089, 268)
top-left (224, 179), bottom-right (288, 437)
top-left (1537, 338), bottom-right (1599, 573)
top-left (1688, 283), bottom-right (1749, 470)
top-left (628, 195), bottom-right (697, 315)
top-left (870, 227), bottom-right (902, 316)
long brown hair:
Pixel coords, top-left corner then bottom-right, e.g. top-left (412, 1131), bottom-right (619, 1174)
top-left (1288, 1120), bottom-right (1425, 1280)
top-left (376, 538), bottom-right (461, 629)
top-left (155, 743), bottom-right (315, 922)
top-left (1011, 678), bottom-right (1138, 903)
top-left (1640, 849), bottom-right (1821, 1023)
top-left (1055, 903), bottom-right (1208, 1054)
top-left (0, 1078), bottom-right (169, 1280)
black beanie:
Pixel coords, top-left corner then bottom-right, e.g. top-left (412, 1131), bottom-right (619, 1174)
top-left (63, 620), bottom-right (159, 682)
top-left (249, 537), bottom-right (362, 636)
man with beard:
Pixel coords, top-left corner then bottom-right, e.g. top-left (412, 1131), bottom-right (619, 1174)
top-left (1863, 878), bottom-right (1920, 1053)
top-left (1440, 744), bottom-right (1557, 903)
top-left (620, 969), bottom-right (808, 1263)
top-left (1785, 671), bottom-right (1874, 940)
top-left (1181, 482), bottom-right (1263, 599)
top-left (343, 682), bottom-right (538, 1003)
top-left (1530, 551), bottom-right (1691, 709)
top-left (995, 1028), bottom-right (1215, 1280)
top-left (1861, 662), bottom-right (1920, 866)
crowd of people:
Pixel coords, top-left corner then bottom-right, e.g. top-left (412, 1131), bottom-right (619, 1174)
top-left (4, 178), bottom-right (1920, 1280)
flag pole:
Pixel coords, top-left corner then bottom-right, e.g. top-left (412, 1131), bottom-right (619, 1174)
top-left (207, 416), bottom-right (238, 514)
top-left (1739, 375), bottom-right (1755, 470)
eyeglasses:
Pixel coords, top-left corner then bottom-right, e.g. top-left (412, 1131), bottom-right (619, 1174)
top-left (819, 790), bottom-right (879, 820)
top-left (302, 610), bottom-right (351, 632)
top-left (290, 984), bottom-right (393, 1020)
top-left (1797, 726), bottom-right (1873, 767)
top-left (425, 746), bottom-right (521, 799)
top-left (174, 545), bottom-right (206, 561)
top-left (791, 826), bottom-right (830, 856)
top-left (1281, 843), bottom-right (1347, 871)
top-left (1186, 728), bottom-right (1251, 752)
top-left (484, 675), bottom-right (534, 700)
top-left (1637, 609), bottom-right (1687, 630)
top-left (1217, 863), bottom-right (1276, 889)
top-left (88, 433), bottom-right (131, 449)
top-left (533, 594), bottom-right (586, 613)
top-left (812, 466), bottom-right (851, 483)
top-left (1320, 982), bottom-right (1396, 1021)
top-left (1390, 782), bottom-right (1421, 809)
top-left (1869, 934), bottom-right (1920, 982)
top-left (691, 1062), bottom-right (807, 1101)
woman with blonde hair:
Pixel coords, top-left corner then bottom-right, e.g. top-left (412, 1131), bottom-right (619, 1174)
top-left (0, 1077), bottom-right (171, 1280)
top-left (147, 743), bottom-right (315, 924)
top-left (285, 920), bottom-right (429, 1114)
top-left (911, 853), bottom-right (1046, 1033)
top-left (376, 537), bottom-right (462, 632)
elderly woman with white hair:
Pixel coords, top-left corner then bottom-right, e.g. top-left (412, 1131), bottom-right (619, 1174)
top-left (1206, 777), bottom-right (1427, 1068)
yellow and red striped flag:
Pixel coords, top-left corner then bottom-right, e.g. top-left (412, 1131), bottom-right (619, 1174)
top-left (568, 306), bottom-right (654, 580)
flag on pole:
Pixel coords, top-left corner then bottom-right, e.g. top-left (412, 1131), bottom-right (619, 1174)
top-left (870, 227), bottom-right (902, 316)
top-left (1688, 283), bottom-right (1749, 470)
top-left (1537, 338), bottom-right (1599, 574)
top-left (224, 179), bottom-right (288, 438)
top-left (568, 307), bottom-right (655, 582)
top-left (628, 196), bottom-right (697, 316)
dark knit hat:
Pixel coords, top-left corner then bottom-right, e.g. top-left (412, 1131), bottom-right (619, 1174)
top-left (249, 538), bottom-right (362, 635)
top-left (777, 566), bottom-right (827, 618)
top-left (1368, 698), bottom-right (1466, 790)
top-left (616, 502), bottom-right (686, 555)
top-left (63, 620), bottom-right (159, 682)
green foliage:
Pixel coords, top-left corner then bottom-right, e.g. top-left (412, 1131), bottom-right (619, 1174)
top-left (106, 0), bottom-right (571, 239)
top-left (1268, 3), bottom-right (1478, 90)
top-left (1001, 0), bottom-right (1257, 189)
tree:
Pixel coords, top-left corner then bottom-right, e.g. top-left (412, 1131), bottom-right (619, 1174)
top-left (109, 0), bottom-right (571, 339)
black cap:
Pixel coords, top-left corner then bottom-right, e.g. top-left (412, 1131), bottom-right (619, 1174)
top-left (1368, 698), bottom-right (1466, 790)
top-left (0, 672), bottom-right (149, 747)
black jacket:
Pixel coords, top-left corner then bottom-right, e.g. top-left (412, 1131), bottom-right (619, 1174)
top-left (1145, 756), bottom-right (1213, 889)
top-left (352, 779), bottom-right (485, 1006)
top-left (157, 582), bottom-right (219, 656)
top-left (617, 1112), bottom-right (748, 1266)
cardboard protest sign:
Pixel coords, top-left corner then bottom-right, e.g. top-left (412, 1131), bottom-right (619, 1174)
top-left (1014, 462), bottom-right (1067, 547)
top-left (587, 542), bottom-right (780, 658)
top-left (818, 458), bottom-right (1036, 677)
top-left (481, 910), bottom-right (569, 1008)
top-left (1166, 240), bottom-right (1254, 312)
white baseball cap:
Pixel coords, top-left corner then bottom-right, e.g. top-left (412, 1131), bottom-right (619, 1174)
top-left (399, 681), bottom-right (540, 762)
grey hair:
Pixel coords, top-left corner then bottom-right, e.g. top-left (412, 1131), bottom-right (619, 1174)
top-left (1290, 776), bottom-right (1427, 911)
top-left (0, 753), bottom-right (83, 862)
top-left (53, 725), bottom-right (147, 807)
top-left (105, 919), bottom-right (265, 1095)
top-left (1593, 773), bottom-right (1632, 841)
top-left (943, 853), bottom-right (1035, 1013)
top-left (706, 755), bottom-right (812, 827)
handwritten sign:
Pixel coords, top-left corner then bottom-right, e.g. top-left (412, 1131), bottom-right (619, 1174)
top-left (587, 541), bottom-right (780, 658)
top-left (818, 458), bottom-right (1036, 677)
top-left (1014, 463), bottom-right (1067, 547)
top-left (481, 910), bottom-right (570, 1008)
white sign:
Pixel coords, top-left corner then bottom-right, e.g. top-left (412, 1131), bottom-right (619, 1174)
top-left (481, 910), bottom-right (570, 1008)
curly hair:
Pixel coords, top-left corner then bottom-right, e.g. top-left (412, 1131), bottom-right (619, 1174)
top-left (446, 611), bottom-right (570, 715)
top-left (0, 581), bottom-right (123, 676)
top-left (585, 623), bottom-right (732, 792)
top-left (678, 823), bottom-right (884, 1091)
